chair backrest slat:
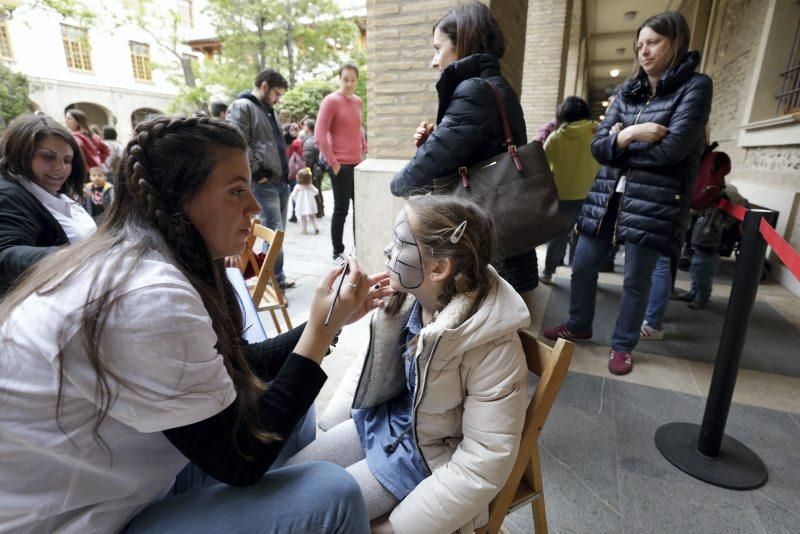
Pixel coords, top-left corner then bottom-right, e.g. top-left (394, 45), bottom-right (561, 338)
top-left (250, 222), bottom-right (284, 308)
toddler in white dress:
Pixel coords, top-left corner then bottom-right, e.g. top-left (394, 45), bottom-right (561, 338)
top-left (290, 168), bottom-right (320, 234)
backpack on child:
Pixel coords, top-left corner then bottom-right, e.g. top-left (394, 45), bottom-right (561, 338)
top-left (288, 152), bottom-right (305, 181)
top-left (692, 142), bottom-right (732, 210)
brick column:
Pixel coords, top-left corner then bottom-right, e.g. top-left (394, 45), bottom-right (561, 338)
top-left (366, 0), bottom-right (450, 160)
top-left (356, 0), bottom-right (454, 273)
top-left (520, 0), bottom-right (573, 137)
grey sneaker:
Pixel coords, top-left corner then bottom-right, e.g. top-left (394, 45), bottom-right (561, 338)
top-left (540, 273), bottom-right (553, 285)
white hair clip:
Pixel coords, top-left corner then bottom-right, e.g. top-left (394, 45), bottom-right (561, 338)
top-left (450, 220), bottom-right (468, 243)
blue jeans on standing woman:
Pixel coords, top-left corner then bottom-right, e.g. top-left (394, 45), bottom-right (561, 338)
top-left (252, 180), bottom-right (290, 288)
top-left (567, 232), bottom-right (662, 353)
top-left (543, 199), bottom-right (584, 276)
top-left (126, 407), bottom-right (370, 533)
top-left (643, 255), bottom-right (672, 330)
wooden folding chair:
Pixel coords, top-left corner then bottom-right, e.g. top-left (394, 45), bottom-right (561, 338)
top-left (241, 220), bottom-right (292, 333)
top-left (476, 333), bottom-right (574, 534)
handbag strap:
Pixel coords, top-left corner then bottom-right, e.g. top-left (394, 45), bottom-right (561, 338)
top-left (483, 80), bottom-right (523, 173)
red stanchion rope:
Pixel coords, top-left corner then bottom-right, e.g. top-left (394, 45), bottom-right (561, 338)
top-left (718, 198), bottom-right (747, 222)
top-left (759, 218), bottom-right (800, 282)
top-left (717, 198), bottom-right (800, 282)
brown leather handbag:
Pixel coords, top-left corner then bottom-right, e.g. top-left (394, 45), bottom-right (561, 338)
top-left (432, 80), bottom-right (570, 258)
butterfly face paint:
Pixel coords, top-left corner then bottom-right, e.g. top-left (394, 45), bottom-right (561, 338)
top-left (384, 208), bottom-right (424, 289)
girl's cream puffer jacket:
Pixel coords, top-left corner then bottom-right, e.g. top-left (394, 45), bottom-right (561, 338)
top-left (321, 268), bottom-right (530, 533)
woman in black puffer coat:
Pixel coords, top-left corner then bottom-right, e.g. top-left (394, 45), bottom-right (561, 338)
top-left (390, 2), bottom-right (538, 295)
top-left (544, 11), bottom-right (713, 376)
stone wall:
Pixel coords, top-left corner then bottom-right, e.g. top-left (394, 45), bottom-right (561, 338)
top-left (701, 0), bottom-right (800, 249)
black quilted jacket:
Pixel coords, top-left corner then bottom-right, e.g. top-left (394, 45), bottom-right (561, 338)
top-left (390, 54), bottom-right (539, 292)
top-left (577, 51), bottom-right (713, 255)
top-left (391, 53), bottom-right (526, 196)
top-left (0, 174), bottom-right (68, 297)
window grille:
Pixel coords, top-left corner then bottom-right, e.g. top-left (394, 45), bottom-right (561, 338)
top-left (777, 18), bottom-right (800, 115)
top-left (61, 24), bottom-right (92, 71)
top-left (178, 0), bottom-right (194, 28)
top-left (130, 41), bottom-right (152, 81)
top-left (0, 21), bottom-right (12, 60)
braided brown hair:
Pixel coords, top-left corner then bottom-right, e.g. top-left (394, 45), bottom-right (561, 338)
top-left (1, 116), bottom-right (277, 460)
top-left (386, 195), bottom-right (497, 319)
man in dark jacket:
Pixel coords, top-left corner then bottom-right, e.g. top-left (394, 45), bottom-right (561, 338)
top-left (227, 68), bottom-right (294, 291)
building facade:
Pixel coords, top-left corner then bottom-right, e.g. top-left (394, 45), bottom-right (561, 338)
top-left (1, 0), bottom-right (215, 141)
top-left (357, 0), bottom-right (800, 295)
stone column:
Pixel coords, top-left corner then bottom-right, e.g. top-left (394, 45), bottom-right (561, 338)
top-left (520, 0), bottom-right (573, 137)
top-left (562, 0), bottom-right (583, 98)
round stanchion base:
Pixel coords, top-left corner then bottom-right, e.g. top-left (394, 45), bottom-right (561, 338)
top-left (655, 422), bottom-right (767, 490)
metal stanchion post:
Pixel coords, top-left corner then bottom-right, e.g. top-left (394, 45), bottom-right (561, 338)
top-left (654, 208), bottom-right (778, 490)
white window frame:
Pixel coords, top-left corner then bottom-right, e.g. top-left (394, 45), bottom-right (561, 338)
top-left (738, 0), bottom-right (800, 147)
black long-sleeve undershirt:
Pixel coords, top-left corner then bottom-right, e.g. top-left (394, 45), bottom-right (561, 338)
top-left (163, 323), bottom-right (327, 487)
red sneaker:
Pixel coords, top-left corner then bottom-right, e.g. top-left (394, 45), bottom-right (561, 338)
top-left (542, 323), bottom-right (592, 341)
top-left (608, 350), bottom-right (633, 375)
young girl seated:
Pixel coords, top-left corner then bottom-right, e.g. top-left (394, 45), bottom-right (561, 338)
top-left (287, 195), bottom-right (531, 533)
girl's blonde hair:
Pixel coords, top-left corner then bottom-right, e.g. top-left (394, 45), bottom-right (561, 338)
top-left (386, 195), bottom-right (497, 318)
top-left (296, 167), bottom-right (312, 185)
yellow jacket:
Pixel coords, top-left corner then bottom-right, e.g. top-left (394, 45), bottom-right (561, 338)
top-left (543, 119), bottom-right (600, 200)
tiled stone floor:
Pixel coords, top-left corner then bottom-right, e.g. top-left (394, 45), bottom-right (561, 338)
top-left (261, 190), bottom-right (800, 533)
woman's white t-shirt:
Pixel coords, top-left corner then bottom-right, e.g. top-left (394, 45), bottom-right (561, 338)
top-left (0, 247), bottom-right (236, 533)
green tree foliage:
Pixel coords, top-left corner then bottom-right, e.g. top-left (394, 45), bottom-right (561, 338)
top-left (205, 0), bottom-right (360, 88)
top-left (0, 64), bottom-right (30, 126)
top-left (276, 78), bottom-right (335, 122)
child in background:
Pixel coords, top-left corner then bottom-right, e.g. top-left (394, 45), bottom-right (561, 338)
top-left (287, 195), bottom-right (530, 533)
top-left (675, 184), bottom-right (746, 309)
top-left (290, 167), bottom-right (319, 234)
top-left (83, 166), bottom-right (114, 222)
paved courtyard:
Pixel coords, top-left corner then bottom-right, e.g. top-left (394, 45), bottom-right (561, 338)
top-left (256, 189), bottom-right (800, 534)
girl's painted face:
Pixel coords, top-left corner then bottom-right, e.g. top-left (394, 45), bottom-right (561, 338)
top-left (637, 26), bottom-right (672, 80)
top-left (30, 135), bottom-right (74, 196)
top-left (384, 208), bottom-right (424, 290)
top-left (431, 27), bottom-right (458, 73)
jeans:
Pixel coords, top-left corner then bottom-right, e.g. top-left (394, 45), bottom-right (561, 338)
top-left (126, 408), bottom-right (369, 533)
top-left (690, 249), bottom-right (721, 304)
top-left (567, 232), bottom-right (661, 353)
top-left (331, 164), bottom-right (355, 256)
top-left (544, 199), bottom-right (584, 276)
top-left (644, 255), bottom-right (672, 330)
top-left (125, 462), bottom-right (369, 533)
top-left (252, 180), bottom-right (290, 285)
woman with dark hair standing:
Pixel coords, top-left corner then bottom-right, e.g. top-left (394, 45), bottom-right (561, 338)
top-left (0, 114), bottom-right (95, 297)
top-left (65, 108), bottom-right (109, 172)
top-left (390, 1), bottom-right (538, 297)
top-left (0, 117), bottom-right (383, 532)
top-left (544, 11), bottom-right (713, 375)
top-left (540, 96), bottom-right (599, 284)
